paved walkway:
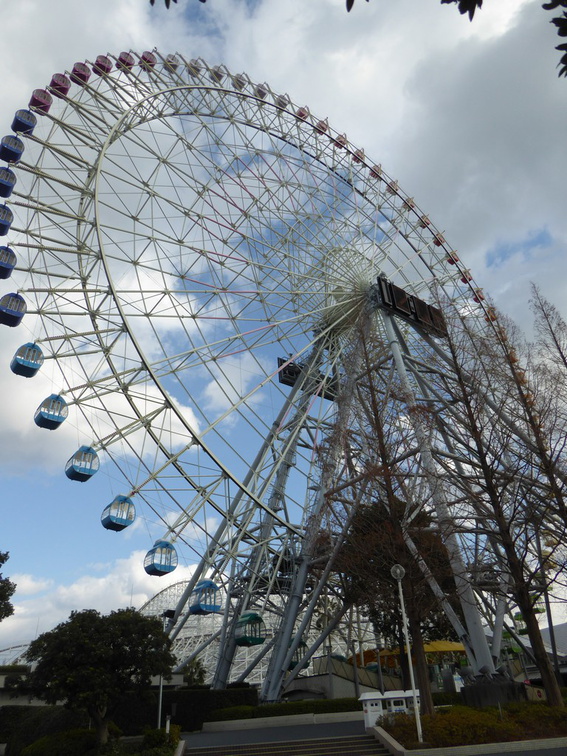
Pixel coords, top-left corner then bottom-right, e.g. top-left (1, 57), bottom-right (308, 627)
top-left (183, 718), bottom-right (365, 749)
top-left (182, 720), bottom-right (567, 756)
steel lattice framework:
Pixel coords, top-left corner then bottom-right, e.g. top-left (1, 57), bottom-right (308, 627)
top-left (3, 50), bottom-right (558, 702)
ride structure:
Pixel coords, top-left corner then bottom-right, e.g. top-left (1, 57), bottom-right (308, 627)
top-left (2, 50), bottom-right (552, 701)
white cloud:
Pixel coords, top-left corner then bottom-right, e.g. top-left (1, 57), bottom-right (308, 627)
top-left (9, 574), bottom-right (53, 597)
top-left (0, 550), bottom-right (195, 652)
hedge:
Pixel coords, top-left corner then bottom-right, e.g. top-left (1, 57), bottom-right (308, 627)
top-left (209, 696), bottom-right (361, 721)
top-left (112, 686), bottom-right (259, 734)
top-left (1, 706), bottom-right (88, 755)
top-left (21, 728), bottom-right (98, 756)
top-left (1, 686), bottom-right (258, 753)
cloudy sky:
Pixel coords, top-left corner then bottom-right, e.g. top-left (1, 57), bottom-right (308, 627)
top-left (1, 0), bottom-right (566, 656)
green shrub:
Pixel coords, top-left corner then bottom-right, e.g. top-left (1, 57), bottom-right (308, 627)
top-left (21, 728), bottom-right (97, 756)
top-left (4, 706), bottom-right (88, 755)
top-left (432, 690), bottom-right (463, 706)
top-left (209, 705), bottom-right (256, 721)
top-left (113, 686), bottom-right (258, 734)
top-left (379, 701), bottom-right (567, 749)
top-left (142, 724), bottom-right (181, 750)
top-left (275, 697), bottom-right (359, 715)
top-left (501, 701), bottom-right (567, 737)
top-left (0, 706), bottom-right (29, 744)
top-left (423, 706), bottom-right (517, 747)
top-left (142, 728), bottom-right (168, 748)
top-left (0, 665), bottom-right (29, 675)
top-left (166, 723), bottom-right (181, 746)
top-left (108, 721), bottom-right (123, 741)
top-left (95, 742), bottom-right (143, 755)
top-left (208, 696), bottom-right (360, 722)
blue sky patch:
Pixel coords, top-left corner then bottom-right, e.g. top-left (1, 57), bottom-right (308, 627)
top-left (486, 228), bottom-right (553, 269)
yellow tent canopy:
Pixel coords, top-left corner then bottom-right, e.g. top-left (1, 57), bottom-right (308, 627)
top-left (421, 640), bottom-right (466, 654)
top-left (354, 641), bottom-right (466, 667)
top-left (378, 640), bottom-right (466, 657)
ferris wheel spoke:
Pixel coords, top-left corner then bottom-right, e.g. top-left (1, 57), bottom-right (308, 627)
top-left (15, 162), bottom-right (94, 197)
top-left (40, 109), bottom-right (109, 152)
top-left (78, 68), bottom-right (141, 120)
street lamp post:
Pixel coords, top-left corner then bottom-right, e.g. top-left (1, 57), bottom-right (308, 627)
top-left (391, 564), bottom-right (423, 743)
top-left (157, 609), bottom-right (175, 729)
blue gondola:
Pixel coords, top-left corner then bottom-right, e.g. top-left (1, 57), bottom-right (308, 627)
top-left (0, 204), bottom-right (13, 235)
top-left (189, 580), bottom-right (222, 615)
top-left (11, 109), bottom-right (37, 135)
top-left (10, 342), bottom-right (44, 377)
top-left (34, 394), bottom-right (68, 430)
top-left (0, 168), bottom-right (16, 199)
top-left (0, 246), bottom-right (16, 279)
top-left (235, 612), bottom-right (267, 647)
top-left (144, 540), bottom-right (178, 576)
top-left (0, 135), bottom-right (24, 163)
top-left (0, 292), bottom-right (26, 327)
top-left (65, 445), bottom-right (99, 481)
top-left (101, 495), bottom-right (136, 531)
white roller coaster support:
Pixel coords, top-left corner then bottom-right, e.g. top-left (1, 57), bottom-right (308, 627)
top-left (235, 637), bottom-right (275, 684)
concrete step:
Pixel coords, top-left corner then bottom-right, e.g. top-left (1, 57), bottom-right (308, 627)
top-left (186, 734), bottom-right (389, 756)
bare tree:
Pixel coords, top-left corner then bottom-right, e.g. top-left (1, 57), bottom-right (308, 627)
top-left (436, 304), bottom-right (566, 706)
top-left (338, 497), bottom-right (458, 715)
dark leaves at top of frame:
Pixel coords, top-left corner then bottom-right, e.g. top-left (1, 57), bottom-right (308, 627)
top-left (543, 1), bottom-right (567, 75)
top-left (556, 43), bottom-right (567, 77)
top-left (148, 0), bottom-right (567, 77)
top-left (346, 0), bottom-right (369, 12)
top-left (551, 11), bottom-right (567, 36)
top-left (149, 0), bottom-right (207, 6)
top-left (347, 0), bottom-right (482, 16)
top-left (440, 0), bottom-right (483, 21)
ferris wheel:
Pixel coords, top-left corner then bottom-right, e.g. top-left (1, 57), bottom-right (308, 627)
top-left (2, 50), bottom-right (518, 700)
